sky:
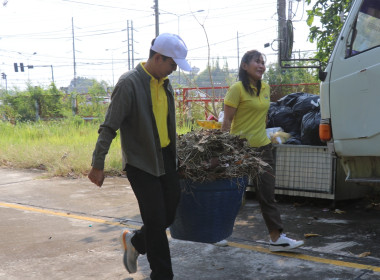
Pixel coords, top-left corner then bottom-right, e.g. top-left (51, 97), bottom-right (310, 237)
top-left (0, 0), bottom-right (317, 90)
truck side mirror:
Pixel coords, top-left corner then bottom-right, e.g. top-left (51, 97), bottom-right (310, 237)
top-left (319, 69), bottom-right (327, 82)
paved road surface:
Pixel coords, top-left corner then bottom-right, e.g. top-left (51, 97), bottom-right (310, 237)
top-left (1, 168), bottom-right (379, 279)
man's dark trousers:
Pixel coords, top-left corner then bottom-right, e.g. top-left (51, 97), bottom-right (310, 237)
top-left (125, 145), bottom-right (180, 280)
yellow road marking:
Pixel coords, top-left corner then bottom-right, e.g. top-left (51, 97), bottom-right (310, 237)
top-left (229, 242), bottom-right (380, 272)
top-left (0, 202), bottom-right (140, 230)
top-left (2, 201), bottom-right (380, 273)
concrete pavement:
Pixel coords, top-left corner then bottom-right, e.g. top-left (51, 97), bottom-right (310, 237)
top-left (1, 167), bottom-right (380, 280)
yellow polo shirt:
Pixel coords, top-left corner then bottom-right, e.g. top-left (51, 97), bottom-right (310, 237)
top-left (224, 81), bottom-right (271, 148)
top-left (141, 63), bottom-right (170, 148)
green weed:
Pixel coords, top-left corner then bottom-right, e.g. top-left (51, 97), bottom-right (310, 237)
top-left (0, 119), bottom-right (122, 177)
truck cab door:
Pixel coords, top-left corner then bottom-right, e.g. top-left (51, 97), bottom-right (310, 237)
top-left (328, 0), bottom-right (380, 180)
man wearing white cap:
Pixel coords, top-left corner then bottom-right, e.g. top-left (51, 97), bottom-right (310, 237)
top-left (88, 33), bottom-right (191, 279)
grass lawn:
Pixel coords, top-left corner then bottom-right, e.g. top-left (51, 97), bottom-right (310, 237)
top-left (0, 119), bottom-right (193, 178)
top-left (0, 120), bottom-right (122, 178)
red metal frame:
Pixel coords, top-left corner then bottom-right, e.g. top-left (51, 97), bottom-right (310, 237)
top-left (176, 83), bottom-right (319, 119)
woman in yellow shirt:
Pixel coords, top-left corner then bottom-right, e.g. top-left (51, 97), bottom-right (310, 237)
top-left (222, 50), bottom-right (304, 252)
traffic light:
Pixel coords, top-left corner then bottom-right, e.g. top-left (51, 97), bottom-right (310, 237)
top-left (1, 72), bottom-right (6, 79)
top-left (14, 62), bottom-right (18, 72)
top-left (20, 63), bottom-right (24, 72)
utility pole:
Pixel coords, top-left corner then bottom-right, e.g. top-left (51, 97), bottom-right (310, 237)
top-left (277, 0), bottom-right (287, 65)
top-left (288, 0), bottom-right (293, 20)
top-left (154, 0), bottom-right (159, 36)
top-left (127, 20), bottom-right (131, 70)
top-left (131, 21), bottom-right (135, 69)
top-left (72, 17), bottom-right (77, 89)
top-left (50, 65), bottom-right (55, 84)
top-left (126, 20), bottom-right (135, 70)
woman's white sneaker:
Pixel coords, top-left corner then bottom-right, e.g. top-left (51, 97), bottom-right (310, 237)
top-left (269, 233), bottom-right (304, 252)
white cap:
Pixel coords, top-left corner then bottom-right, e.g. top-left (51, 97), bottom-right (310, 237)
top-left (151, 33), bottom-right (192, 72)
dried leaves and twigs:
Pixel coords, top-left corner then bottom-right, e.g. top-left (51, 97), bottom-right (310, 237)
top-left (177, 129), bottom-right (268, 183)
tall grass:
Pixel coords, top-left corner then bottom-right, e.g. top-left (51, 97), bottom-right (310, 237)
top-left (176, 121), bottom-right (193, 135)
top-left (0, 119), bottom-right (122, 177)
top-left (0, 119), bottom-right (197, 178)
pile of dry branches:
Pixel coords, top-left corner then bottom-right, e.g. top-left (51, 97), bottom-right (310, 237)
top-left (177, 129), bottom-right (268, 182)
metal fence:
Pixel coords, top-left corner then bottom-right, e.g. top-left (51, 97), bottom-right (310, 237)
top-left (176, 83), bottom-right (320, 119)
top-left (1, 83), bottom-right (320, 122)
top-left (0, 94), bottom-right (110, 122)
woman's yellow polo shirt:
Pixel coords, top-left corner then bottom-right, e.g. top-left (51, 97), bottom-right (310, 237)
top-left (224, 81), bottom-right (271, 148)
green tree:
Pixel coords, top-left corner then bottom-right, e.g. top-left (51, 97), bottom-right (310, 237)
top-left (88, 80), bottom-right (107, 115)
top-left (264, 62), bottom-right (318, 85)
top-left (1, 84), bottom-right (69, 122)
top-left (264, 62), bottom-right (319, 101)
top-left (75, 79), bottom-right (109, 118)
top-left (68, 77), bottom-right (96, 93)
top-left (88, 80), bottom-right (107, 99)
top-left (194, 58), bottom-right (236, 88)
top-left (306, 0), bottom-right (353, 66)
top-left (3, 89), bottom-right (37, 122)
top-left (28, 84), bottom-right (67, 120)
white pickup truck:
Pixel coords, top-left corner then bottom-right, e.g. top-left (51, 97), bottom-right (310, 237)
top-left (319, 0), bottom-right (380, 184)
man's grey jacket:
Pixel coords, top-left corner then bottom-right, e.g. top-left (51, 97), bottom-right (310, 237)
top-left (91, 63), bottom-right (177, 177)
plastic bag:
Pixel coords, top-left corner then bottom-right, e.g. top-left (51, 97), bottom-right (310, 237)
top-left (301, 109), bottom-right (325, 146)
top-left (197, 120), bottom-right (222, 129)
top-left (277, 92), bottom-right (305, 107)
top-left (267, 102), bottom-right (279, 125)
top-left (267, 106), bottom-right (300, 135)
top-left (218, 111), bottom-right (224, 123)
top-left (266, 127), bottom-right (283, 139)
top-left (292, 93), bottom-right (320, 119)
top-left (285, 136), bottom-right (302, 145)
top-left (207, 114), bottom-right (218, 121)
top-left (270, 131), bottom-right (291, 144)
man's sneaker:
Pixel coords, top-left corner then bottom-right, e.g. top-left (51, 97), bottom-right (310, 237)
top-left (269, 233), bottom-right (304, 252)
top-left (119, 229), bottom-right (139, 273)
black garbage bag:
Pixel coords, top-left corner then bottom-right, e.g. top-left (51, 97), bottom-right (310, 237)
top-left (277, 92), bottom-right (305, 107)
top-left (301, 108), bottom-right (325, 146)
top-left (285, 135), bottom-right (302, 145)
top-left (267, 106), bottom-right (300, 135)
top-left (267, 102), bottom-right (280, 127)
top-left (292, 93), bottom-right (320, 120)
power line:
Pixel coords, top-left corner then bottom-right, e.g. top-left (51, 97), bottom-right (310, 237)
top-left (0, 28), bottom-right (72, 38)
top-left (1, 27), bottom-right (126, 40)
top-left (59, 0), bottom-right (151, 13)
top-left (189, 25), bottom-right (277, 51)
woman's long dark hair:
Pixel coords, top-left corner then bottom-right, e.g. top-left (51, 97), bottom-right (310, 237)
top-left (238, 50), bottom-right (265, 96)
